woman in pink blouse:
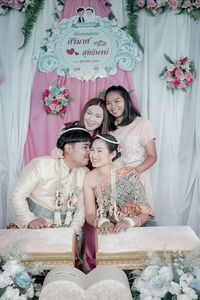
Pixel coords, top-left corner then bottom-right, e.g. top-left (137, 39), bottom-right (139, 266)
top-left (105, 86), bottom-right (157, 207)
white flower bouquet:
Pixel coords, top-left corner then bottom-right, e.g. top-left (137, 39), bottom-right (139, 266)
top-left (0, 242), bottom-right (43, 300)
top-left (130, 247), bottom-right (200, 300)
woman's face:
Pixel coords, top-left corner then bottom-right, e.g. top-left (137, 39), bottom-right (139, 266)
top-left (83, 105), bottom-right (104, 134)
top-left (105, 91), bottom-right (125, 121)
top-left (90, 139), bottom-right (115, 168)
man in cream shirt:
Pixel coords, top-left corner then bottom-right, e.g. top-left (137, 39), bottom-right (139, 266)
top-left (9, 125), bottom-right (91, 238)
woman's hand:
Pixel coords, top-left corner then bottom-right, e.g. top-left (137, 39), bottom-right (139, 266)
top-left (113, 220), bottom-right (131, 234)
top-left (131, 167), bottom-right (140, 180)
top-left (99, 221), bottom-right (114, 235)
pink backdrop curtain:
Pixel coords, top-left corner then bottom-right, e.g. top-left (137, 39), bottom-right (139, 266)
top-left (24, 0), bottom-right (138, 164)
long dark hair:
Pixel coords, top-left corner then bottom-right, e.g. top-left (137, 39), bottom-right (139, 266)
top-left (105, 86), bottom-right (141, 131)
top-left (78, 98), bottom-right (109, 134)
top-left (93, 134), bottom-right (121, 162)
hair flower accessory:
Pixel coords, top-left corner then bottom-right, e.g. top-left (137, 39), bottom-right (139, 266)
top-left (42, 83), bottom-right (72, 118)
top-left (159, 54), bottom-right (196, 93)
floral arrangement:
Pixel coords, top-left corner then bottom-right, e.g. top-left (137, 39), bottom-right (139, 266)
top-left (159, 54), bottom-right (196, 93)
top-left (0, 0), bottom-right (33, 15)
top-left (0, 242), bottom-right (43, 300)
top-left (129, 247), bottom-right (200, 300)
top-left (136, 0), bottom-right (200, 20)
top-left (42, 83), bottom-right (72, 118)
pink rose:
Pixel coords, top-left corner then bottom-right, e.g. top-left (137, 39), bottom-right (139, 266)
top-left (56, 94), bottom-right (64, 100)
top-left (137, 0), bottom-right (145, 7)
top-left (147, 0), bottom-right (156, 7)
top-left (177, 81), bottom-right (186, 89)
top-left (0, 2), bottom-right (4, 7)
top-left (50, 103), bottom-right (56, 110)
top-left (175, 68), bottom-right (185, 80)
top-left (0, 76), bottom-right (2, 85)
top-left (174, 60), bottom-right (181, 68)
top-left (56, 105), bottom-right (61, 112)
top-left (12, 0), bottom-right (22, 9)
top-left (186, 78), bottom-right (193, 85)
top-left (63, 89), bottom-right (69, 97)
top-left (181, 0), bottom-right (191, 8)
top-left (52, 99), bottom-right (59, 105)
top-left (59, 106), bottom-right (66, 114)
top-left (43, 89), bottom-right (50, 96)
top-left (167, 82), bottom-right (176, 88)
top-left (49, 94), bottom-right (54, 100)
top-left (181, 57), bottom-right (188, 64)
top-left (164, 71), bottom-right (172, 80)
top-left (194, 0), bottom-right (200, 7)
top-left (45, 106), bottom-right (51, 113)
top-left (185, 71), bottom-right (192, 81)
top-left (168, 0), bottom-right (178, 8)
top-left (174, 79), bottom-right (180, 86)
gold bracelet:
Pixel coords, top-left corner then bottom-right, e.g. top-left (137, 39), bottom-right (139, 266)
top-left (134, 215), bottom-right (142, 227)
top-left (93, 217), bottom-right (99, 229)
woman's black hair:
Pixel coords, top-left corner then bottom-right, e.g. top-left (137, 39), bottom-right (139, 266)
top-left (93, 134), bottom-right (121, 162)
top-left (57, 125), bottom-right (91, 151)
top-left (105, 85), bottom-right (141, 131)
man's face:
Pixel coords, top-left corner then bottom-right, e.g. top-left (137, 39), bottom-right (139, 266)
top-left (70, 142), bottom-right (90, 167)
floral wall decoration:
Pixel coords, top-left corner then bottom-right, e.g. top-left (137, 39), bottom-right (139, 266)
top-left (126, 0), bottom-right (200, 52)
top-left (159, 54), bottom-right (196, 93)
top-left (0, 0), bottom-right (33, 15)
top-left (42, 83), bottom-right (72, 118)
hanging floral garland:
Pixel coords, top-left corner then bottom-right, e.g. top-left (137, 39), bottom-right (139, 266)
top-left (0, 0), bottom-right (33, 15)
top-left (126, 0), bottom-right (200, 52)
top-left (42, 83), bottom-right (72, 118)
top-left (159, 54), bottom-right (196, 93)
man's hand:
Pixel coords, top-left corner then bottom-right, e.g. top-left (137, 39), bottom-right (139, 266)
top-left (6, 223), bottom-right (19, 229)
top-left (28, 218), bottom-right (48, 229)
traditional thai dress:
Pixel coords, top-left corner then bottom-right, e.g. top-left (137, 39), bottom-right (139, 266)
top-left (95, 166), bottom-right (156, 226)
top-left (10, 156), bottom-right (88, 237)
top-left (109, 116), bottom-right (156, 206)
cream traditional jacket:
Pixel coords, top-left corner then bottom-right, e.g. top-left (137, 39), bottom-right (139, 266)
top-left (10, 156), bottom-right (88, 236)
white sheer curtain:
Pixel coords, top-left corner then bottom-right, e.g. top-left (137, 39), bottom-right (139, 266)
top-left (0, 0), bottom-right (200, 236)
top-left (0, 0), bottom-right (58, 228)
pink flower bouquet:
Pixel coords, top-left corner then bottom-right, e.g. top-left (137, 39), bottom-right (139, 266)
top-left (159, 54), bottom-right (196, 93)
top-left (42, 83), bottom-right (72, 118)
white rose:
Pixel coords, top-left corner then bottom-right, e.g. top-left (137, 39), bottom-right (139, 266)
top-left (177, 294), bottom-right (192, 300)
top-left (167, 64), bottom-right (175, 71)
top-left (141, 266), bottom-right (159, 281)
top-left (183, 286), bottom-right (198, 299)
top-left (180, 273), bottom-right (194, 288)
top-left (0, 272), bottom-right (10, 288)
top-left (1, 270), bottom-right (14, 286)
top-left (169, 281), bottom-right (181, 295)
top-left (3, 286), bottom-right (20, 299)
top-left (159, 266), bottom-right (174, 281)
top-left (26, 285), bottom-right (34, 298)
top-left (18, 295), bottom-right (27, 300)
top-left (3, 260), bottom-right (24, 276)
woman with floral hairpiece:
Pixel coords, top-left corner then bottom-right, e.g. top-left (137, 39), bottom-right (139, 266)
top-left (105, 86), bottom-right (157, 206)
top-left (84, 134), bottom-right (156, 237)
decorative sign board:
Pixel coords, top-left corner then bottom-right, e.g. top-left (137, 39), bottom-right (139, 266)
top-left (35, 7), bottom-right (142, 81)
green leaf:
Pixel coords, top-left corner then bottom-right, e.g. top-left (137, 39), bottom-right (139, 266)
top-left (19, 0), bottom-right (46, 49)
top-left (105, 2), bottom-right (112, 7)
top-left (108, 12), bottom-right (115, 20)
top-left (159, 66), bottom-right (168, 78)
top-left (0, 287), bottom-right (7, 297)
top-left (98, 89), bottom-right (106, 98)
top-left (164, 53), bottom-right (174, 64)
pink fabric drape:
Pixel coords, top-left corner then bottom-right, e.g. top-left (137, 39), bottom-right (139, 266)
top-left (24, 0), bottom-right (139, 163)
